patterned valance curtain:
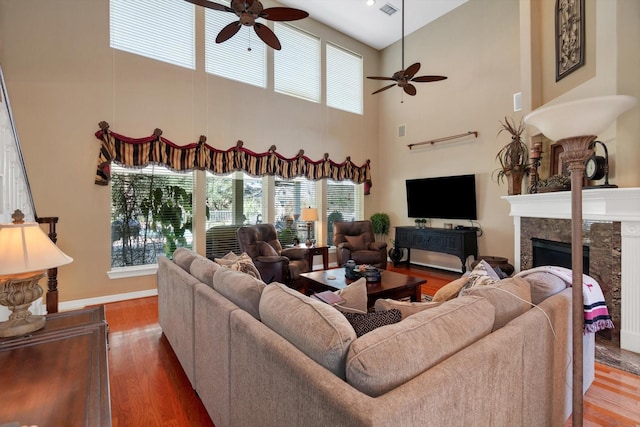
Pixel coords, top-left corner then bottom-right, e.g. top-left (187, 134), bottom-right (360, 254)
top-left (94, 122), bottom-right (372, 194)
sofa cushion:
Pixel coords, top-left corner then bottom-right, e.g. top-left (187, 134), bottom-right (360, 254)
top-left (346, 296), bottom-right (495, 397)
top-left (431, 276), bottom-right (468, 302)
top-left (215, 251), bottom-right (262, 280)
top-left (257, 241), bottom-right (279, 257)
top-left (334, 278), bottom-right (368, 314)
top-left (345, 235), bottom-right (366, 251)
top-left (374, 298), bottom-right (443, 319)
top-left (343, 309), bottom-right (402, 337)
top-left (173, 247), bottom-right (198, 271)
top-left (259, 283), bottom-right (357, 379)
top-left (520, 271), bottom-right (567, 305)
top-left (190, 255), bottom-right (220, 287)
top-left (212, 267), bottom-right (266, 320)
top-left (460, 276), bottom-right (532, 331)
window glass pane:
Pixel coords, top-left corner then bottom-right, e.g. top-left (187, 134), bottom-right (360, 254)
top-left (110, 165), bottom-right (194, 267)
top-left (327, 43), bottom-right (363, 114)
top-left (326, 180), bottom-right (363, 246)
top-left (110, 0), bottom-right (195, 69)
top-left (274, 177), bottom-right (316, 245)
top-left (205, 171), bottom-right (264, 258)
top-left (274, 23), bottom-right (320, 102)
top-left (205, 6), bottom-right (267, 87)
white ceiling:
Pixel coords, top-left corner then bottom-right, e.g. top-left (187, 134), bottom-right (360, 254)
top-left (278, 0), bottom-right (468, 50)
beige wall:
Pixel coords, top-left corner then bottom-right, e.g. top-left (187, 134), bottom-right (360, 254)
top-left (0, 0), bottom-right (638, 302)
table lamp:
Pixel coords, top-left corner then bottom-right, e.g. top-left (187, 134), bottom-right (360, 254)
top-left (301, 207), bottom-right (318, 246)
top-left (524, 95), bottom-right (636, 426)
top-left (0, 209), bottom-right (73, 338)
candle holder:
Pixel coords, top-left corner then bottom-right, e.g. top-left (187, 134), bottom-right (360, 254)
top-left (528, 141), bottom-right (543, 193)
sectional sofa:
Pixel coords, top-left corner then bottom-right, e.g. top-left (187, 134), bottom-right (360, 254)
top-left (158, 248), bottom-right (588, 427)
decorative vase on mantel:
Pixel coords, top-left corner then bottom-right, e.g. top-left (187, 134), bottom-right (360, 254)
top-left (506, 169), bottom-right (526, 195)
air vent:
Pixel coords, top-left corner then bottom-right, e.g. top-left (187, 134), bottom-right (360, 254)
top-left (380, 3), bottom-right (398, 16)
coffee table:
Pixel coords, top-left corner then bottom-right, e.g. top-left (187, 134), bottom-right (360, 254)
top-left (299, 268), bottom-right (426, 309)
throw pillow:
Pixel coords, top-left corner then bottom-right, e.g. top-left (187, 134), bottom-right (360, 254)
top-left (333, 278), bottom-right (368, 314)
top-left (343, 309), bottom-right (402, 337)
top-left (215, 252), bottom-right (262, 280)
top-left (345, 235), bottom-right (366, 251)
top-left (374, 298), bottom-right (443, 319)
top-left (257, 241), bottom-right (279, 257)
top-left (460, 259), bottom-right (501, 291)
top-left (431, 276), bottom-right (468, 302)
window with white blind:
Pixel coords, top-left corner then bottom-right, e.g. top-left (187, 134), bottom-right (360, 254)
top-left (273, 23), bottom-right (321, 102)
top-left (204, 7), bottom-right (267, 87)
top-left (274, 177), bottom-right (317, 244)
top-left (110, 165), bottom-right (194, 268)
top-left (326, 43), bottom-right (363, 115)
top-left (109, 0), bottom-right (195, 69)
top-left (326, 180), bottom-right (363, 246)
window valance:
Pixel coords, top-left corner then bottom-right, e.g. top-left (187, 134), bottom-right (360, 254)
top-left (94, 122), bottom-right (371, 193)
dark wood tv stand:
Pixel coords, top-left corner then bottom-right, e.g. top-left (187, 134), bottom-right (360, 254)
top-left (394, 226), bottom-right (478, 272)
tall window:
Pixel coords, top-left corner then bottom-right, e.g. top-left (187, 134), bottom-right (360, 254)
top-left (204, 6), bottom-right (267, 87)
top-left (109, 0), bottom-right (195, 69)
top-left (274, 178), bottom-right (317, 244)
top-left (274, 23), bottom-right (321, 102)
top-left (326, 43), bottom-right (363, 114)
top-left (110, 165), bottom-right (194, 267)
top-left (326, 180), bottom-right (363, 246)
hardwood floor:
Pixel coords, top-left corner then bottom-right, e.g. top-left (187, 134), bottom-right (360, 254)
top-left (104, 265), bottom-right (640, 426)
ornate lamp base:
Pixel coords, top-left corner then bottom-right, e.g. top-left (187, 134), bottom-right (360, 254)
top-left (0, 271), bottom-right (46, 338)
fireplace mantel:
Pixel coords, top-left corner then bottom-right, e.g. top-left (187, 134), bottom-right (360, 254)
top-left (503, 187), bottom-right (640, 353)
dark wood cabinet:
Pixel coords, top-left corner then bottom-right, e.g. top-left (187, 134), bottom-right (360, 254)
top-left (395, 226), bottom-right (478, 272)
top-left (0, 306), bottom-right (111, 427)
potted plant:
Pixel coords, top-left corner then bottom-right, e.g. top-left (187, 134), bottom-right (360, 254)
top-left (494, 116), bottom-right (530, 195)
top-left (370, 212), bottom-right (390, 241)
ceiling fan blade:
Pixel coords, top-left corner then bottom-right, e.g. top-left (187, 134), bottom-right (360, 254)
top-left (184, 0), bottom-right (234, 13)
top-left (404, 84), bottom-right (417, 96)
top-left (412, 75), bottom-right (448, 83)
top-left (372, 83), bottom-right (397, 95)
top-left (254, 22), bottom-right (282, 50)
top-left (261, 7), bottom-right (309, 21)
top-left (366, 76), bottom-right (396, 81)
top-left (216, 21), bottom-right (242, 43)
top-left (404, 62), bottom-right (421, 79)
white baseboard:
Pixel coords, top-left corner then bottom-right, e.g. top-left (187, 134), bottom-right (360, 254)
top-left (58, 288), bottom-right (158, 312)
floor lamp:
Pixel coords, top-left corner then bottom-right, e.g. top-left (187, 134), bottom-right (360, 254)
top-left (524, 95), bottom-right (636, 426)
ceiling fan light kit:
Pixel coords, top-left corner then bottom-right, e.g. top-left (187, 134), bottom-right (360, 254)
top-left (185, 0), bottom-right (308, 50)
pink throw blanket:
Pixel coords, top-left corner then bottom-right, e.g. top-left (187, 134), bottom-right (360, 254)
top-left (516, 266), bottom-right (614, 334)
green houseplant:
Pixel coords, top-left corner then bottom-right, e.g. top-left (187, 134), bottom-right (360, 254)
top-left (493, 116), bottom-right (530, 195)
top-left (370, 212), bottom-right (390, 241)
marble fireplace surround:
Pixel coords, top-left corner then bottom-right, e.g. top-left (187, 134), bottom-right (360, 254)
top-left (504, 188), bottom-right (640, 353)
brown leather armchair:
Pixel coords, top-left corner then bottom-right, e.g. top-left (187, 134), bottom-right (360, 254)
top-left (237, 224), bottom-right (310, 287)
top-left (333, 220), bottom-right (388, 269)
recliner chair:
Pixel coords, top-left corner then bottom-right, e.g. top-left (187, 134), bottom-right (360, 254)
top-left (237, 224), bottom-right (310, 287)
top-left (333, 220), bottom-right (388, 269)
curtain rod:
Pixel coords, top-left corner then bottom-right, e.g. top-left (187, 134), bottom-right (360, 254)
top-left (407, 131), bottom-right (478, 150)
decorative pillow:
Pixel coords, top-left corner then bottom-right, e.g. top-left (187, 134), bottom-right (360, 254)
top-left (190, 255), bottom-right (220, 287)
top-left (343, 309), bottom-right (402, 337)
top-left (519, 271), bottom-right (567, 305)
top-left (334, 278), bottom-right (368, 314)
top-left (374, 298), bottom-right (443, 319)
top-left (431, 276), bottom-right (468, 302)
top-left (345, 235), bottom-right (366, 251)
top-left (259, 283), bottom-right (357, 379)
top-left (215, 252), bottom-right (262, 280)
top-left (257, 241), bottom-right (279, 257)
top-left (460, 259), bottom-right (501, 291)
top-left (172, 247), bottom-right (198, 271)
top-left (459, 276), bottom-right (532, 331)
top-left (212, 266), bottom-right (266, 319)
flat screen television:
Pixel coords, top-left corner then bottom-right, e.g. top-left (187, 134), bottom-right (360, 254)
top-left (405, 174), bottom-right (478, 220)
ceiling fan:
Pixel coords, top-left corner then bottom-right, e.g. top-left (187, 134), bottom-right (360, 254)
top-left (184, 0), bottom-right (309, 50)
top-left (367, 0), bottom-right (447, 97)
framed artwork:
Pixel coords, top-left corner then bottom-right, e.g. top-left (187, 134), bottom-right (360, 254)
top-left (555, 0), bottom-right (585, 81)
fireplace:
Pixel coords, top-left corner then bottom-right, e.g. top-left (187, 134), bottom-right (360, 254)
top-left (531, 238), bottom-right (590, 275)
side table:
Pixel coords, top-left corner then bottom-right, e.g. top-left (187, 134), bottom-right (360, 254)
top-left (306, 245), bottom-right (329, 270)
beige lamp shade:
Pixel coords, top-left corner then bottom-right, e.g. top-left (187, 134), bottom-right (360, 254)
top-left (524, 95), bottom-right (637, 141)
top-left (0, 222), bottom-right (73, 276)
top-left (301, 207), bottom-right (319, 222)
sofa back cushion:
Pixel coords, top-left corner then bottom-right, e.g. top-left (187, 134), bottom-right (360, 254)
top-left (460, 276), bottom-right (532, 331)
top-left (212, 267), bottom-right (266, 320)
top-left (173, 247), bottom-right (198, 271)
top-left (259, 283), bottom-right (357, 379)
top-left (519, 271), bottom-right (567, 305)
top-left (345, 296), bottom-right (494, 397)
top-left (190, 255), bottom-right (220, 287)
